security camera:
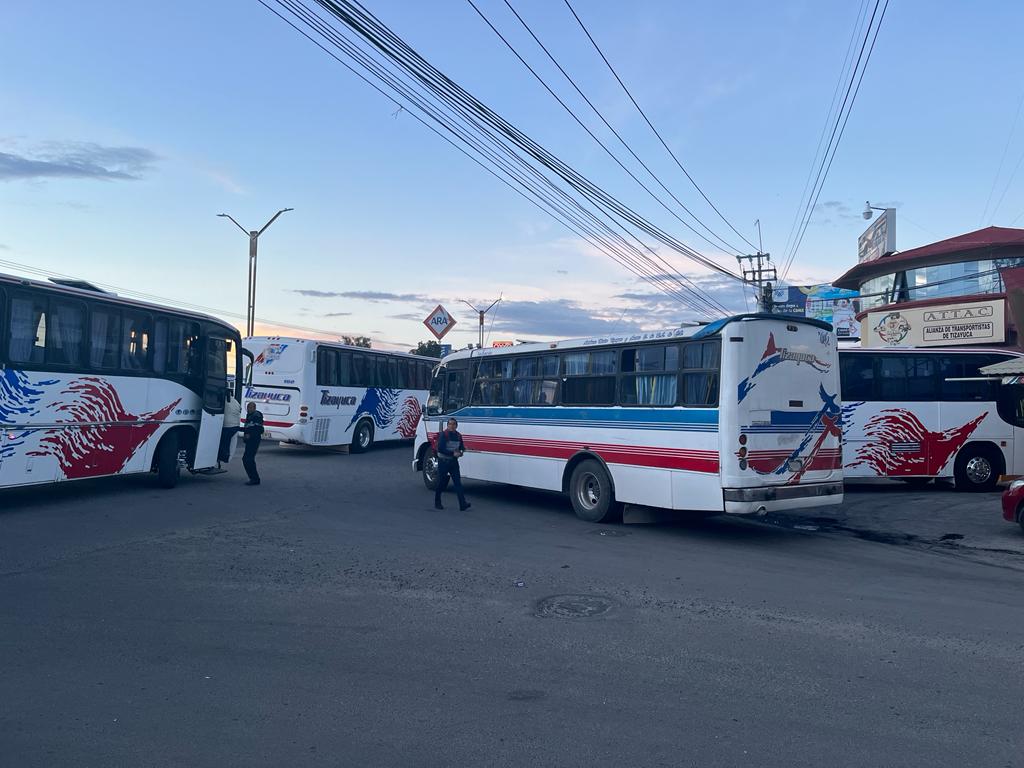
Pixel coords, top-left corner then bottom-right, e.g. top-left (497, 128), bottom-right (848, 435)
top-left (862, 201), bottom-right (873, 220)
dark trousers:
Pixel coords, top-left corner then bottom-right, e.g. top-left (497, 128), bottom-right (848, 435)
top-left (242, 437), bottom-right (261, 483)
top-left (219, 427), bottom-right (238, 464)
top-left (434, 458), bottom-right (466, 508)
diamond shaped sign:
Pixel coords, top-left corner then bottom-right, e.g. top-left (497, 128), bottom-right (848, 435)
top-left (423, 304), bottom-right (456, 340)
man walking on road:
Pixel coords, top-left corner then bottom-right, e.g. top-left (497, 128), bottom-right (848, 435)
top-left (242, 400), bottom-right (264, 486)
top-left (434, 417), bottom-right (471, 511)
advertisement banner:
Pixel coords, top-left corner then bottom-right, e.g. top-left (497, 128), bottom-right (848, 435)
top-left (772, 285), bottom-right (860, 338)
top-left (862, 298), bottom-right (1006, 347)
top-left (858, 208), bottom-right (896, 264)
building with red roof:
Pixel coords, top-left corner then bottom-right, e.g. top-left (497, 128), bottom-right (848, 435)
top-left (833, 226), bottom-right (1024, 348)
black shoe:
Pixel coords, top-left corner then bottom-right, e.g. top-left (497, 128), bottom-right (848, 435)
top-left (434, 501), bottom-right (444, 510)
top-left (459, 503), bottom-right (472, 511)
top-left (246, 480), bottom-right (261, 486)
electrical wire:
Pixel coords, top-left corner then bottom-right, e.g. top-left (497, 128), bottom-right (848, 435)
top-left (561, 0), bottom-right (759, 254)
top-left (263, 0), bottom-right (727, 317)
top-left (980, 88), bottom-right (1024, 225)
top-left (0, 257), bottom-right (417, 348)
top-left (781, 0), bottom-right (889, 281)
top-left (477, 0), bottom-right (746, 257)
top-left (264, 0), bottom-right (738, 317)
top-left (299, 0), bottom-right (745, 284)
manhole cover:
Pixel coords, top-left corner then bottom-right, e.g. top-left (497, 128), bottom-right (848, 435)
top-left (535, 594), bottom-right (613, 619)
top-left (590, 529), bottom-right (629, 537)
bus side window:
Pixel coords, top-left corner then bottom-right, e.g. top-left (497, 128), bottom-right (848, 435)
top-left (316, 347), bottom-right (339, 386)
top-left (89, 307), bottom-right (121, 370)
top-left (338, 351), bottom-right (352, 386)
top-left (9, 293), bottom-right (47, 365)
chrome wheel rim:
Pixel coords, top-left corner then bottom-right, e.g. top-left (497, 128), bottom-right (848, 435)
top-left (358, 425), bottom-right (371, 448)
top-left (424, 455), bottom-right (438, 485)
top-left (965, 456), bottom-right (992, 484)
top-left (575, 471), bottom-right (601, 511)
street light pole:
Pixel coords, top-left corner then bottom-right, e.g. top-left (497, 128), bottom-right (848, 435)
top-left (217, 208), bottom-right (293, 337)
top-left (460, 295), bottom-right (502, 349)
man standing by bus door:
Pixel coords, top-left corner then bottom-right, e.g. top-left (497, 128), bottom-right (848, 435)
top-left (434, 417), bottom-right (471, 511)
top-left (242, 400), bottom-right (264, 486)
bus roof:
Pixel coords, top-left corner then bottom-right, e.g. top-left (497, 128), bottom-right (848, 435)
top-left (0, 271), bottom-right (237, 332)
top-left (244, 335), bottom-right (428, 360)
top-left (437, 313), bottom-right (833, 363)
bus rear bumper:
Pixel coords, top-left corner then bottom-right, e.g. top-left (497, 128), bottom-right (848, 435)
top-left (722, 481), bottom-right (844, 516)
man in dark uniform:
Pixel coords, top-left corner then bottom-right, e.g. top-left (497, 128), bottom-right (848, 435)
top-left (434, 417), bottom-right (471, 511)
top-left (242, 400), bottom-right (264, 486)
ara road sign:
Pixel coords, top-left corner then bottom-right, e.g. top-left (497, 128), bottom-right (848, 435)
top-left (423, 304), bottom-right (457, 340)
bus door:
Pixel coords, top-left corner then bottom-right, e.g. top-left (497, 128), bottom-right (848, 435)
top-left (194, 335), bottom-right (229, 470)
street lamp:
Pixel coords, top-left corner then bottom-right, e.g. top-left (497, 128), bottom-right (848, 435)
top-left (863, 201), bottom-right (891, 220)
top-left (218, 208), bottom-right (293, 337)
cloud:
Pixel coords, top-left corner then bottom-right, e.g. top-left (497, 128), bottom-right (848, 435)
top-left (323, 311), bottom-right (353, 317)
top-left (485, 299), bottom-right (657, 338)
top-left (556, 269), bottom-right (569, 275)
top-left (0, 243), bottom-right (8, 250)
top-left (290, 289), bottom-right (427, 302)
top-left (0, 141), bottom-right (158, 182)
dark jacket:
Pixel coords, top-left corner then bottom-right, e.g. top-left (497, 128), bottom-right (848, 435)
top-left (436, 429), bottom-right (465, 461)
top-left (243, 409), bottom-right (265, 441)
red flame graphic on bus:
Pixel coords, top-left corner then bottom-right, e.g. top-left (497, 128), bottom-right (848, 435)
top-left (396, 396), bottom-right (422, 439)
top-left (847, 408), bottom-right (987, 476)
top-left (28, 378), bottom-right (180, 480)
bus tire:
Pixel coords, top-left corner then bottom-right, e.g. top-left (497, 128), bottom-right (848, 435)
top-left (954, 444), bottom-right (1002, 492)
top-left (568, 459), bottom-right (619, 523)
top-left (422, 450), bottom-right (439, 491)
top-left (156, 432), bottom-right (180, 489)
top-left (351, 420), bottom-right (374, 453)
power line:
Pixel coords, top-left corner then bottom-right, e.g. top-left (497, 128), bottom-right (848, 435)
top-left (781, 0), bottom-right (889, 281)
top-left (779, 0), bottom-right (869, 267)
top-left (264, 0), bottom-right (739, 317)
top-left (0, 257), bottom-right (417, 348)
top-left (476, 0), bottom-right (746, 257)
top-left (262, 0), bottom-right (728, 317)
top-left (980, 88), bottom-right (1024, 225)
top-left (561, 0), bottom-right (759, 254)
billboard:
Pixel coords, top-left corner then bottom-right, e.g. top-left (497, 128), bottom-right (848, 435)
top-left (858, 208), bottom-right (896, 264)
top-left (862, 298), bottom-right (1006, 348)
top-left (772, 284), bottom-right (860, 338)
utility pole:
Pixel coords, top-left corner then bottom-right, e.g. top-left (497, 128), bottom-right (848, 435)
top-left (217, 208), bottom-right (293, 337)
top-left (460, 295), bottom-right (502, 348)
top-left (736, 250), bottom-right (777, 313)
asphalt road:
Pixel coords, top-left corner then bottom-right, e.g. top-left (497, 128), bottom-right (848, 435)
top-left (1, 443), bottom-right (1022, 768)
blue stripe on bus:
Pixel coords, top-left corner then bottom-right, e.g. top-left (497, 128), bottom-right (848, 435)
top-left (447, 406), bottom-right (719, 431)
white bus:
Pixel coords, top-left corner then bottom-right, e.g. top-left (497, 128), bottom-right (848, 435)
top-left (412, 314), bottom-right (844, 522)
top-left (839, 346), bottom-right (1024, 490)
top-left (0, 273), bottom-right (244, 489)
top-left (242, 337), bottom-right (432, 452)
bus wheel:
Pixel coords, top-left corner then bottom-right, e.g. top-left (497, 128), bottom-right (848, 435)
top-left (351, 420), bottom-right (374, 453)
top-left (422, 452), bottom-right (439, 491)
top-left (156, 432), bottom-right (180, 489)
top-left (954, 445), bottom-right (1001, 492)
top-left (569, 459), bottom-right (619, 523)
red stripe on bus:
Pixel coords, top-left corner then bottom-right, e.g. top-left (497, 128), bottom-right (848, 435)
top-left (264, 420), bottom-right (294, 428)
top-left (433, 433), bottom-right (720, 474)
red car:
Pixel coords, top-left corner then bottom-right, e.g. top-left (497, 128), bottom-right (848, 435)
top-left (1000, 480), bottom-right (1024, 531)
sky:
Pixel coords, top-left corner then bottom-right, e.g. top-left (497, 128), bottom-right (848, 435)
top-left (3, 0), bottom-right (1024, 350)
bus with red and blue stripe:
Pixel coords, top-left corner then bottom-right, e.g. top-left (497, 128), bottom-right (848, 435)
top-left (0, 273), bottom-right (243, 490)
top-left (413, 314), bottom-right (844, 522)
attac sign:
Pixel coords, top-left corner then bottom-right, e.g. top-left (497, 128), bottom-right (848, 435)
top-left (863, 298), bottom-right (1006, 348)
top-left (423, 304), bottom-right (456, 340)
